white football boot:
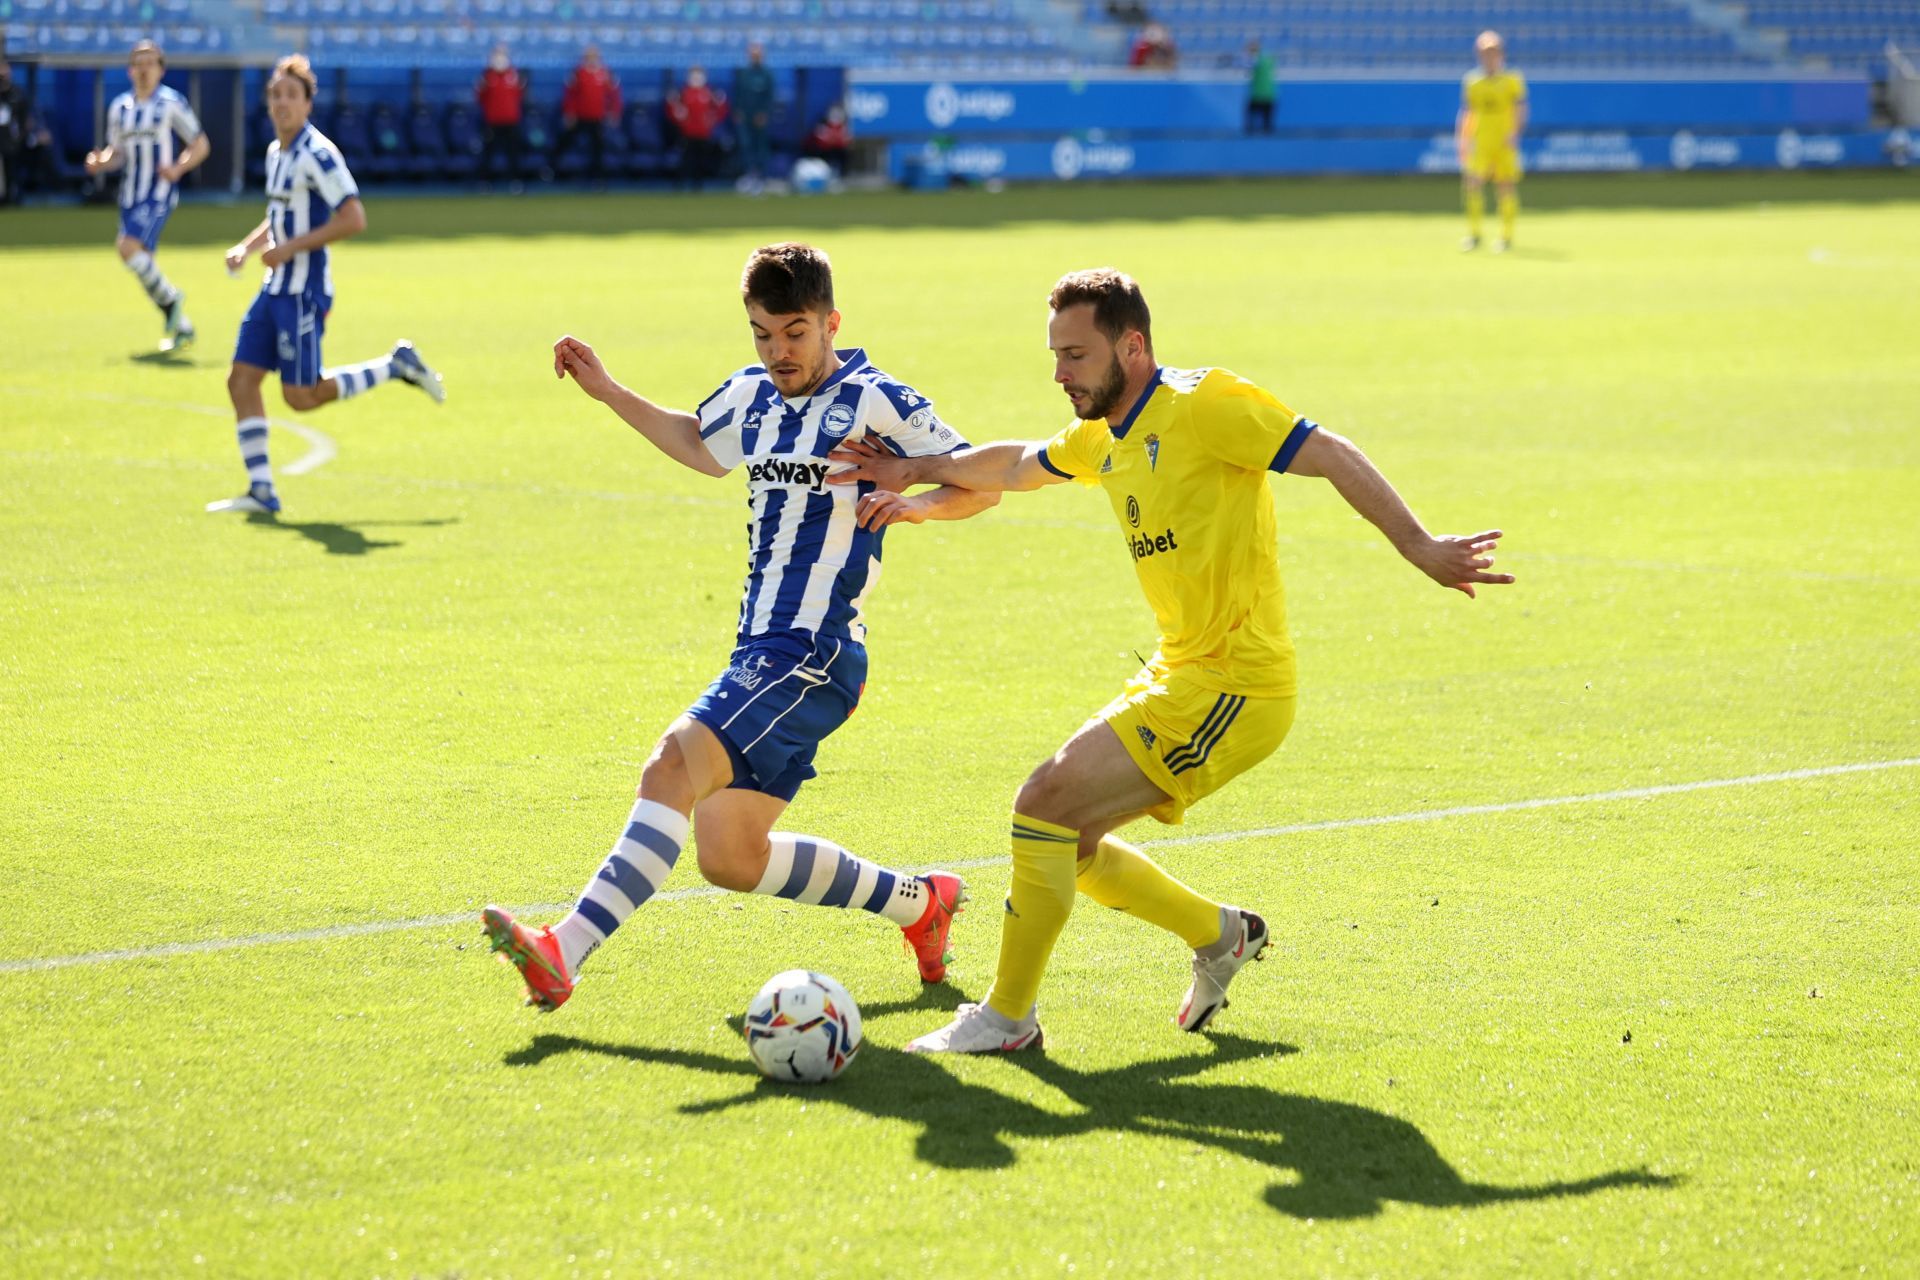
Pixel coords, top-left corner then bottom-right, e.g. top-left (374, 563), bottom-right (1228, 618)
top-left (905, 1001), bottom-right (1043, 1054)
top-left (1177, 908), bottom-right (1270, 1033)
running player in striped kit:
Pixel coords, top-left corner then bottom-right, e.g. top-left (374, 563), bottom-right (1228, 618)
top-left (210, 54), bottom-right (443, 515)
top-left (84, 41), bottom-right (209, 352)
top-left (481, 243), bottom-right (995, 1012)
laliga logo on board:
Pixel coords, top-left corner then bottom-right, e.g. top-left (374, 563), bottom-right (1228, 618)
top-left (1670, 130), bottom-right (1740, 171)
top-left (1051, 136), bottom-right (1136, 181)
top-left (924, 82), bottom-right (1016, 129)
top-left (847, 89), bottom-right (890, 125)
top-left (929, 143), bottom-right (1008, 177)
top-left (1776, 128), bottom-right (1846, 169)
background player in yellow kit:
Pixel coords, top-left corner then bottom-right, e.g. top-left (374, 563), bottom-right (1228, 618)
top-left (1457, 30), bottom-right (1528, 252)
top-left (829, 268), bottom-right (1513, 1053)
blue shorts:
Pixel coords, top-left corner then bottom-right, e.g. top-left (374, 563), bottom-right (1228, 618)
top-left (118, 197), bottom-right (175, 252)
top-left (686, 632), bottom-right (867, 803)
top-left (232, 290), bottom-right (330, 387)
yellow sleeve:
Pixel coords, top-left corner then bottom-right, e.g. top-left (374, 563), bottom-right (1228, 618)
top-left (1510, 71), bottom-right (1527, 104)
top-left (1188, 369), bottom-right (1319, 474)
top-left (1037, 417), bottom-right (1112, 487)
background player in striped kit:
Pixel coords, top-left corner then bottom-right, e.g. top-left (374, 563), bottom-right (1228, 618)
top-left (481, 243), bottom-right (997, 1012)
top-left (84, 41), bottom-right (209, 353)
top-left (210, 54), bottom-right (443, 516)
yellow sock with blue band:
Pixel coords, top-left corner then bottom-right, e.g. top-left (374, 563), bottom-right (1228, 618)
top-left (1075, 834), bottom-right (1223, 949)
top-left (985, 814), bottom-right (1079, 1021)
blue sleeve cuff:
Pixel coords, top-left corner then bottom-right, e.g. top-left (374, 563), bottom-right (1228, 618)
top-left (1269, 419), bottom-right (1319, 473)
top-left (1036, 447), bottom-right (1073, 479)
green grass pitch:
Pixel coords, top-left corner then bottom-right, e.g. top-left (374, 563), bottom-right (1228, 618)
top-left (2, 173), bottom-right (1917, 1277)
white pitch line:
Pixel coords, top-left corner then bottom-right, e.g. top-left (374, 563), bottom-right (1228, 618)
top-left (4, 755), bottom-right (1915, 976)
top-left (15, 386), bottom-right (339, 478)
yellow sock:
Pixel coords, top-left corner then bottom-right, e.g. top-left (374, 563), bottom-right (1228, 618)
top-left (985, 814), bottom-right (1079, 1020)
top-left (1465, 187), bottom-right (1485, 239)
top-left (1075, 834), bottom-right (1223, 949)
top-left (1499, 190), bottom-right (1517, 241)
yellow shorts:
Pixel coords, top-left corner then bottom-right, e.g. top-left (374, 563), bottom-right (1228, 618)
top-left (1466, 143), bottom-right (1521, 184)
top-left (1098, 663), bottom-right (1296, 825)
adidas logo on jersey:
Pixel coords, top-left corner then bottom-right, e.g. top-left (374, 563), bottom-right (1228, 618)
top-left (1127, 527), bottom-right (1180, 562)
top-left (747, 459), bottom-right (835, 492)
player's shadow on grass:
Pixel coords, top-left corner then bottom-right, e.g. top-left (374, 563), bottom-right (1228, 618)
top-left (129, 348), bottom-right (198, 367)
top-left (507, 996), bottom-right (1678, 1220)
top-left (245, 511), bottom-right (459, 555)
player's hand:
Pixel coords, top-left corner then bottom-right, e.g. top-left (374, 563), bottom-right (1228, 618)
top-left (85, 149), bottom-right (109, 174)
top-left (224, 243), bottom-right (251, 273)
top-left (826, 436), bottom-right (917, 492)
top-left (261, 243), bottom-right (291, 268)
top-left (158, 161), bottom-right (186, 183)
top-left (854, 490), bottom-right (930, 530)
top-left (553, 334), bottom-right (616, 401)
top-left (1404, 529), bottom-right (1513, 599)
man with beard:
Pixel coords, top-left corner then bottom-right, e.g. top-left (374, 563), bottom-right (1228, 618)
top-left (829, 267), bottom-right (1513, 1053)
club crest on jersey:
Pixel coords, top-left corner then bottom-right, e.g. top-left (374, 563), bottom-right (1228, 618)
top-left (821, 403), bottom-right (857, 438)
top-left (1145, 433), bottom-right (1161, 470)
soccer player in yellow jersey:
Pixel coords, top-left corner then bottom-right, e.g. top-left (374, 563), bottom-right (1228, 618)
top-left (829, 269), bottom-right (1512, 1053)
top-left (1457, 30), bottom-right (1527, 252)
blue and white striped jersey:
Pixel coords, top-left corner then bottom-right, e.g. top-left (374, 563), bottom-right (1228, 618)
top-left (105, 86), bottom-right (202, 208)
top-left (697, 348), bottom-right (967, 645)
top-left (260, 123), bottom-right (360, 299)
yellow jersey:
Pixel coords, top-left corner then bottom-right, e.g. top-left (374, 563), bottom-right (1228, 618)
top-left (1039, 366), bottom-right (1317, 698)
top-left (1462, 69), bottom-right (1526, 148)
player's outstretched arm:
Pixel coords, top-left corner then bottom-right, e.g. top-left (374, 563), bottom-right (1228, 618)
top-left (827, 437), bottom-right (1063, 494)
top-left (224, 218), bottom-right (272, 273)
top-left (261, 197), bottom-right (366, 269)
top-left (1287, 427), bottom-right (1514, 598)
top-left (161, 133), bottom-right (212, 184)
top-left (854, 485), bottom-right (1000, 530)
top-left (552, 335), bottom-right (726, 477)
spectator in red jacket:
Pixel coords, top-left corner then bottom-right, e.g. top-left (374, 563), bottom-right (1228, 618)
top-left (475, 44), bottom-right (527, 189)
top-left (802, 104), bottom-right (850, 176)
top-left (556, 45), bottom-right (621, 183)
top-left (666, 66), bottom-right (727, 191)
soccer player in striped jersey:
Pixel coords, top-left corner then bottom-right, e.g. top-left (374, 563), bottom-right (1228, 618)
top-left (830, 268), bottom-right (1512, 1053)
top-left (84, 41), bottom-right (209, 352)
top-left (208, 54), bottom-right (443, 516)
top-left (482, 243), bottom-right (997, 1011)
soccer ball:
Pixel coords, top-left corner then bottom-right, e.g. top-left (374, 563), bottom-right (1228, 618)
top-left (743, 969), bottom-right (863, 1084)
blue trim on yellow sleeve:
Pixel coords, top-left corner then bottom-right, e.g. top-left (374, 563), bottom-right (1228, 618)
top-left (1270, 418), bottom-right (1319, 473)
top-left (1037, 447), bottom-right (1073, 479)
top-left (1109, 366), bottom-right (1164, 440)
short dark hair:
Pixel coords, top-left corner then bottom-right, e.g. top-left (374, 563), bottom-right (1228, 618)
top-left (271, 53), bottom-right (318, 101)
top-left (741, 242), bottom-right (835, 315)
top-left (129, 39), bottom-right (166, 67)
top-left (1049, 268), bottom-right (1152, 355)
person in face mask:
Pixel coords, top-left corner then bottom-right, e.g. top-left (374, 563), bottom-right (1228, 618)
top-left (667, 64), bottom-right (728, 192)
top-left (557, 45), bottom-right (621, 185)
top-left (475, 44), bottom-right (527, 191)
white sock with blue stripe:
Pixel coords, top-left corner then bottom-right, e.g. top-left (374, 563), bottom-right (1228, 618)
top-left (752, 833), bottom-right (929, 927)
top-left (125, 250), bottom-right (179, 308)
top-left (325, 355), bottom-right (396, 400)
top-left (235, 416), bottom-right (273, 488)
top-left (551, 798), bottom-right (689, 975)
